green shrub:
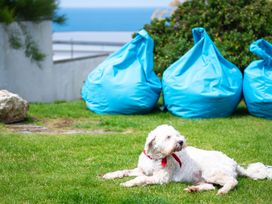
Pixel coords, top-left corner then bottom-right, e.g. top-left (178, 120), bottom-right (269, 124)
top-left (0, 0), bottom-right (65, 23)
top-left (144, 0), bottom-right (272, 75)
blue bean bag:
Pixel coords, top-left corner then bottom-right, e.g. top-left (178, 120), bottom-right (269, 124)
top-left (243, 39), bottom-right (272, 119)
top-left (81, 29), bottom-right (161, 114)
top-left (162, 27), bottom-right (242, 118)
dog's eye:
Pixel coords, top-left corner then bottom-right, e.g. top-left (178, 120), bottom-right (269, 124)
top-left (166, 135), bottom-right (171, 139)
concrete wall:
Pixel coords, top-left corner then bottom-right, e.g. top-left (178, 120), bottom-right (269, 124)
top-left (0, 26), bottom-right (8, 89)
top-left (53, 55), bottom-right (108, 101)
top-left (0, 21), bottom-right (108, 102)
top-left (0, 21), bottom-right (54, 102)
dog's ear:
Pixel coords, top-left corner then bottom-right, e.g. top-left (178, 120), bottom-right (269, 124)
top-left (146, 138), bottom-right (155, 153)
top-left (144, 131), bottom-right (156, 153)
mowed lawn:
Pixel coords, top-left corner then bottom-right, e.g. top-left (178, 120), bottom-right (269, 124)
top-left (0, 100), bottom-right (272, 203)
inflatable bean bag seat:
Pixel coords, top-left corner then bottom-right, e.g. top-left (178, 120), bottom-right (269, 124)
top-left (243, 39), bottom-right (272, 119)
top-left (81, 29), bottom-right (161, 114)
top-left (162, 27), bottom-right (242, 118)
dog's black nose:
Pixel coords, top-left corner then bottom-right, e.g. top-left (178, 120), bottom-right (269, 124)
top-left (178, 141), bottom-right (183, 146)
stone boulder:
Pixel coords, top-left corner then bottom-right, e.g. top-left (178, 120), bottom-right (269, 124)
top-left (0, 90), bottom-right (29, 123)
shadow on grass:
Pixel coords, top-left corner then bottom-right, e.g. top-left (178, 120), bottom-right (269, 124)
top-left (152, 100), bottom-right (251, 119)
top-left (24, 115), bottom-right (41, 124)
top-left (232, 106), bottom-right (249, 118)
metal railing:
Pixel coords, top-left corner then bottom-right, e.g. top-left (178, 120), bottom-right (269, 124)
top-left (53, 40), bottom-right (125, 47)
top-left (53, 39), bottom-right (125, 59)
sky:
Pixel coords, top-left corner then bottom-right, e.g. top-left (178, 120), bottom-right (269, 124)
top-left (59, 0), bottom-right (174, 8)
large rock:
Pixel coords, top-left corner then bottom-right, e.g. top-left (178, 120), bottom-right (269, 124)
top-left (0, 90), bottom-right (29, 123)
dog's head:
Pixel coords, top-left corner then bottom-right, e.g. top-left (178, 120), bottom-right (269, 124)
top-left (144, 124), bottom-right (186, 159)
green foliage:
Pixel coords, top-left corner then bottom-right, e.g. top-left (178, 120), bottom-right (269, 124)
top-left (144, 0), bottom-right (272, 74)
top-left (24, 32), bottom-right (46, 62)
top-left (0, 6), bottom-right (15, 23)
top-left (7, 23), bottom-right (46, 63)
top-left (0, 0), bottom-right (65, 23)
top-left (8, 30), bottom-right (22, 49)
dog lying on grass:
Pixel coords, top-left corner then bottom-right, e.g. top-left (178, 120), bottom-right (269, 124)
top-left (102, 124), bottom-right (272, 195)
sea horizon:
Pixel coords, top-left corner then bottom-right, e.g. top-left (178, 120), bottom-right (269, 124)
top-left (52, 6), bottom-right (170, 60)
top-left (53, 7), bottom-right (169, 32)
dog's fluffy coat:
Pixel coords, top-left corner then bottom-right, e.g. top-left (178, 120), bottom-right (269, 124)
top-left (103, 125), bottom-right (271, 195)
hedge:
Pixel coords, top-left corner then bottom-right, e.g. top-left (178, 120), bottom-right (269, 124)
top-left (144, 0), bottom-right (272, 75)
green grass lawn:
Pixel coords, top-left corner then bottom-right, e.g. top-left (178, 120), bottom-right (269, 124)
top-left (0, 100), bottom-right (272, 203)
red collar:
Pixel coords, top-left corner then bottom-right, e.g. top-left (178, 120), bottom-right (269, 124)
top-left (143, 150), bottom-right (182, 168)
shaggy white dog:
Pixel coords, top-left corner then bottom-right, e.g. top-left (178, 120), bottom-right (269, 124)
top-left (103, 125), bottom-right (272, 195)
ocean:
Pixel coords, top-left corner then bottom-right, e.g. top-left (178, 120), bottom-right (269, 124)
top-left (53, 7), bottom-right (164, 32)
top-left (52, 7), bottom-right (170, 61)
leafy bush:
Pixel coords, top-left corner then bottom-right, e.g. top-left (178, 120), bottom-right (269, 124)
top-left (0, 0), bottom-right (64, 23)
top-left (144, 0), bottom-right (272, 75)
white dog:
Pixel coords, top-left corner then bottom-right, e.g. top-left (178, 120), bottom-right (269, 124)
top-left (103, 125), bottom-right (272, 195)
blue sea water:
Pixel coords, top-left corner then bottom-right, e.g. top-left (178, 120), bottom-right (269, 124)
top-left (53, 7), bottom-right (160, 32)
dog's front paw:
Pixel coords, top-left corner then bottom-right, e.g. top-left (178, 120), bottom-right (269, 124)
top-left (102, 173), bottom-right (115, 180)
top-left (120, 181), bottom-right (135, 187)
top-left (216, 189), bottom-right (227, 196)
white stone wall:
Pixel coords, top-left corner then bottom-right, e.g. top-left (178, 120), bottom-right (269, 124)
top-left (0, 26), bottom-right (8, 89)
top-left (53, 55), bottom-right (108, 101)
top-left (0, 21), bottom-right (54, 102)
top-left (0, 21), bottom-right (108, 102)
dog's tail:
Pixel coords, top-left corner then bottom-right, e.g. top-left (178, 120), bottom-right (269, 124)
top-left (237, 163), bottom-right (272, 180)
